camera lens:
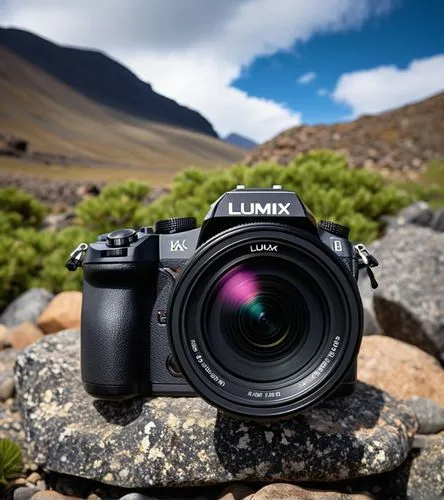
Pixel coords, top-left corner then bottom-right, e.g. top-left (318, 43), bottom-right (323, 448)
top-left (169, 223), bottom-right (363, 418)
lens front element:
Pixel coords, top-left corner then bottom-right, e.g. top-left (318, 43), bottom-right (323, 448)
top-left (169, 224), bottom-right (363, 418)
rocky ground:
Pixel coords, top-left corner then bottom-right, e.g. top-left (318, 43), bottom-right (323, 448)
top-left (0, 206), bottom-right (443, 499)
top-left (244, 91), bottom-right (444, 177)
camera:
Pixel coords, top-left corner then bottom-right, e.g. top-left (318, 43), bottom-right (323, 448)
top-left (67, 186), bottom-right (378, 418)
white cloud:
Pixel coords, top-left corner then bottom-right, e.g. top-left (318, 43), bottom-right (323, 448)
top-left (1, 0), bottom-right (395, 141)
top-left (317, 88), bottom-right (329, 96)
top-left (332, 54), bottom-right (444, 116)
top-left (297, 72), bottom-right (317, 84)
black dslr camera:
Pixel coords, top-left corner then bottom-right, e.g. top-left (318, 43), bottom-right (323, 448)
top-left (67, 186), bottom-right (378, 418)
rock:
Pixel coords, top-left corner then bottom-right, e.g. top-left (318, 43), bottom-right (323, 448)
top-left (31, 492), bottom-right (66, 500)
top-left (383, 201), bottom-right (434, 230)
top-left (0, 324), bottom-right (7, 348)
top-left (243, 484), bottom-right (370, 499)
top-left (217, 484), bottom-right (255, 499)
top-left (430, 207), bottom-right (444, 232)
top-left (407, 431), bottom-right (444, 499)
top-left (26, 472), bottom-right (42, 484)
top-left (0, 289), bottom-right (54, 328)
top-left (13, 486), bottom-right (39, 500)
top-left (404, 397), bottom-right (444, 434)
top-left (15, 330), bottom-right (417, 488)
top-left (4, 323), bottom-right (44, 349)
top-left (42, 211), bottom-right (76, 231)
top-left (358, 336), bottom-right (444, 406)
top-left (37, 292), bottom-right (82, 334)
top-left (0, 349), bottom-right (29, 460)
top-left (412, 433), bottom-right (439, 450)
top-left (362, 307), bottom-right (380, 336)
top-left (372, 226), bottom-right (444, 362)
top-left (0, 377), bottom-right (15, 401)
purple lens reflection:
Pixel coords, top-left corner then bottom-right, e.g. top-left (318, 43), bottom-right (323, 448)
top-left (217, 266), bottom-right (259, 307)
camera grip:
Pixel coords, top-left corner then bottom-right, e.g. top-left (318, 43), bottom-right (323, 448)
top-left (81, 262), bottom-right (155, 398)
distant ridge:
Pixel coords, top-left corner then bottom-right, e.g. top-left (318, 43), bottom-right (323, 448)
top-left (224, 133), bottom-right (257, 150)
top-left (0, 27), bottom-right (217, 137)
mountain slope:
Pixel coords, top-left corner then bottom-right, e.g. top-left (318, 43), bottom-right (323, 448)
top-left (244, 92), bottom-right (444, 177)
top-left (224, 133), bottom-right (257, 150)
top-left (0, 27), bottom-right (217, 137)
top-left (0, 47), bottom-right (242, 183)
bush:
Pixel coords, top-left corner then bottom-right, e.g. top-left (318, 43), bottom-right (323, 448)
top-left (0, 187), bottom-right (47, 231)
top-left (139, 150), bottom-right (413, 242)
top-left (76, 180), bottom-right (151, 233)
top-left (0, 152), bottom-right (416, 309)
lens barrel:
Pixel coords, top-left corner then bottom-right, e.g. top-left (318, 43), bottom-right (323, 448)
top-left (168, 223), bottom-right (363, 418)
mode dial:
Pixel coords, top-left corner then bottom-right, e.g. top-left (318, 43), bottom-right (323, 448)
top-left (319, 220), bottom-right (350, 239)
top-left (155, 217), bottom-right (197, 234)
top-left (106, 228), bottom-right (138, 247)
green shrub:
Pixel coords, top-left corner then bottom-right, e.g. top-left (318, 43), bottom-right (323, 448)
top-left (0, 152), bottom-right (416, 308)
top-left (139, 150), bottom-right (413, 242)
top-left (0, 226), bottom-right (95, 309)
top-left (0, 438), bottom-right (23, 486)
top-left (76, 179), bottom-right (151, 233)
top-left (0, 187), bottom-right (47, 231)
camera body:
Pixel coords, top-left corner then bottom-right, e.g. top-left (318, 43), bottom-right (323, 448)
top-left (80, 186), bottom-right (371, 417)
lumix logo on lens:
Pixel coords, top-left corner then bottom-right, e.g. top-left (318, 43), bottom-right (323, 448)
top-left (250, 243), bottom-right (278, 253)
top-left (228, 202), bottom-right (290, 215)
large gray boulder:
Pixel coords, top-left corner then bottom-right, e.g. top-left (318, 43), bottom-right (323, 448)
top-left (0, 288), bottom-right (54, 328)
top-left (371, 225), bottom-right (444, 362)
top-left (15, 330), bottom-right (417, 489)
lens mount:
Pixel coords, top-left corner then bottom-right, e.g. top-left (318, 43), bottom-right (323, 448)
top-left (168, 223), bottom-right (363, 418)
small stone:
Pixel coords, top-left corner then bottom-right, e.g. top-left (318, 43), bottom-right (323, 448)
top-left (32, 492), bottom-right (65, 500)
top-left (26, 471), bottom-right (42, 484)
top-left (37, 292), bottom-right (82, 334)
top-left (0, 289), bottom-right (54, 328)
top-left (404, 397), bottom-right (444, 434)
top-left (0, 323), bottom-right (8, 347)
top-left (407, 431), bottom-right (444, 499)
top-left (11, 478), bottom-right (27, 486)
top-left (36, 479), bottom-right (47, 491)
top-left (412, 433), bottom-right (439, 449)
top-left (13, 486), bottom-right (38, 500)
top-left (358, 335), bottom-right (444, 406)
top-left (217, 483), bottom-right (255, 499)
top-left (0, 376), bottom-right (15, 400)
top-left (119, 494), bottom-right (156, 500)
top-left (243, 483), bottom-right (370, 499)
top-left (4, 322), bottom-right (44, 349)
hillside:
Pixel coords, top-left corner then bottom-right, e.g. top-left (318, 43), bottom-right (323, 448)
top-left (244, 92), bottom-right (444, 177)
top-left (0, 28), bottom-right (217, 137)
top-left (0, 47), bottom-right (242, 184)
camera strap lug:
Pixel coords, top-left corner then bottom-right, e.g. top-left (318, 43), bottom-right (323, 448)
top-left (354, 243), bottom-right (379, 289)
top-left (65, 243), bottom-right (88, 271)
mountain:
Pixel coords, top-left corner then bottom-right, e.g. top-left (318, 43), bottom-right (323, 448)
top-left (0, 27), bottom-right (217, 137)
top-left (0, 47), bottom-right (242, 183)
top-left (244, 92), bottom-right (444, 176)
top-left (224, 133), bottom-right (257, 150)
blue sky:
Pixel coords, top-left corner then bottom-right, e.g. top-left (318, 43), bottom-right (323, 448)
top-left (1, 0), bottom-right (444, 141)
top-left (233, 0), bottom-right (444, 126)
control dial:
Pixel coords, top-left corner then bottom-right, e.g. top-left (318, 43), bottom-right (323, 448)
top-left (319, 220), bottom-right (350, 239)
top-left (155, 217), bottom-right (197, 234)
top-left (106, 228), bottom-right (138, 247)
